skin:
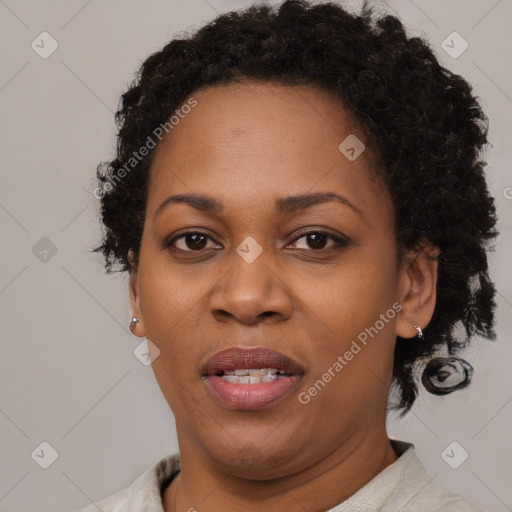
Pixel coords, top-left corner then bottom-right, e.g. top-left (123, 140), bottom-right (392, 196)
top-left (128, 81), bottom-right (439, 512)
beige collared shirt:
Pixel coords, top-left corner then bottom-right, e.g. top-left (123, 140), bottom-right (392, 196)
top-left (72, 440), bottom-right (482, 512)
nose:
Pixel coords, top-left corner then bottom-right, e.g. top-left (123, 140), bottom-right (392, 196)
top-left (209, 250), bottom-right (293, 325)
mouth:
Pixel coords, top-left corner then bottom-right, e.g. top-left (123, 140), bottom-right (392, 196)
top-left (201, 346), bottom-right (304, 410)
top-left (217, 367), bottom-right (292, 384)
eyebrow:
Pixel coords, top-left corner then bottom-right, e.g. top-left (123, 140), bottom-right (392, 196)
top-left (154, 191), bottom-right (364, 219)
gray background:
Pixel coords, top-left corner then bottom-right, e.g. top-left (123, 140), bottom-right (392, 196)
top-left (0, 0), bottom-right (510, 511)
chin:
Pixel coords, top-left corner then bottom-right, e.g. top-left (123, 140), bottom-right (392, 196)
top-left (200, 432), bottom-right (303, 479)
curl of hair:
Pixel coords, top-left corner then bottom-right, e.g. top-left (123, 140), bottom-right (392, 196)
top-left (421, 356), bottom-right (474, 395)
top-left (93, 0), bottom-right (498, 414)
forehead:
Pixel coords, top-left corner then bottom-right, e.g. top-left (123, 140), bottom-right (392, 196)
top-left (147, 80), bottom-right (390, 225)
top-left (153, 80), bottom-right (360, 161)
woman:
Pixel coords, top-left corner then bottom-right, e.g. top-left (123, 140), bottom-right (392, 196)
top-left (84, 1), bottom-right (497, 510)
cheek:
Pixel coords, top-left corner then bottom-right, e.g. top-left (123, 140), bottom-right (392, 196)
top-left (138, 239), bottom-right (207, 329)
top-left (138, 262), bottom-right (205, 412)
top-left (306, 244), bottom-right (399, 341)
top-left (296, 239), bottom-right (399, 406)
top-left (137, 254), bottom-right (203, 368)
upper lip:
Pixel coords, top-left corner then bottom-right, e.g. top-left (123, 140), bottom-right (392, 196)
top-left (202, 346), bottom-right (305, 377)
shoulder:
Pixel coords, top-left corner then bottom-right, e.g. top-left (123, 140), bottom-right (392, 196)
top-left (68, 453), bottom-right (181, 512)
top-left (69, 488), bottom-right (129, 512)
top-left (392, 478), bottom-right (483, 511)
top-left (383, 440), bottom-right (482, 512)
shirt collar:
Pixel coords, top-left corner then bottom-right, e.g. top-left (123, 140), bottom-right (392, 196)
top-left (118, 439), bottom-right (417, 512)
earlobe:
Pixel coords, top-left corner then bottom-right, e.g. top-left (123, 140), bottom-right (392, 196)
top-left (128, 252), bottom-right (145, 337)
top-left (396, 241), bottom-right (440, 340)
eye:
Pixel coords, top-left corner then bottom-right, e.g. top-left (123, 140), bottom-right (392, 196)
top-left (165, 229), bottom-right (348, 253)
top-left (167, 231), bottom-right (221, 252)
top-left (287, 231), bottom-right (348, 251)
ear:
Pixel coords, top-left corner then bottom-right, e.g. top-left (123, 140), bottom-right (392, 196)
top-left (128, 250), bottom-right (146, 338)
top-left (396, 240), bottom-right (440, 339)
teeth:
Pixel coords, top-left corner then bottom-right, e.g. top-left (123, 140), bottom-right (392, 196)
top-left (220, 370), bottom-right (289, 385)
top-left (248, 369), bottom-right (267, 376)
top-left (222, 368), bottom-right (284, 377)
top-left (222, 375), bottom-right (241, 384)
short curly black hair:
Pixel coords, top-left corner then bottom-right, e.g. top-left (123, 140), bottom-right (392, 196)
top-left (93, 0), bottom-right (498, 414)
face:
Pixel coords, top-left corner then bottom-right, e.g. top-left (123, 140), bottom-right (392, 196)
top-left (129, 81), bottom-right (424, 479)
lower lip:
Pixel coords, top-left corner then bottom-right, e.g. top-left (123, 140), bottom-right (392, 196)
top-left (204, 375), bottom-right (302, 410)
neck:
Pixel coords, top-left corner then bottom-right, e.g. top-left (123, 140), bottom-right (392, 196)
top-left (163, 430), bottom-right (399, 512)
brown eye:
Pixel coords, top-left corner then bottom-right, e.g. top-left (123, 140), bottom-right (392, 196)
top-left (305, 232), bottom-right (328, 249)
top-left (166, 229), bottom-right (348, 254)
top-left (168, 232), bottom-right (218, 252)
top-left (288, 231), bottom-right (347, 251)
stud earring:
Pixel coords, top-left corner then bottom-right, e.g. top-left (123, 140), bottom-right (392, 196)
top-left (129, 317), bottom-right (140, 333)
top-left (413, 321), bottom-right (423, 339)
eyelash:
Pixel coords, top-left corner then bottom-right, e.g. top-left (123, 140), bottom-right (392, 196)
top-left (165, 230), bottom-right (348, 254)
